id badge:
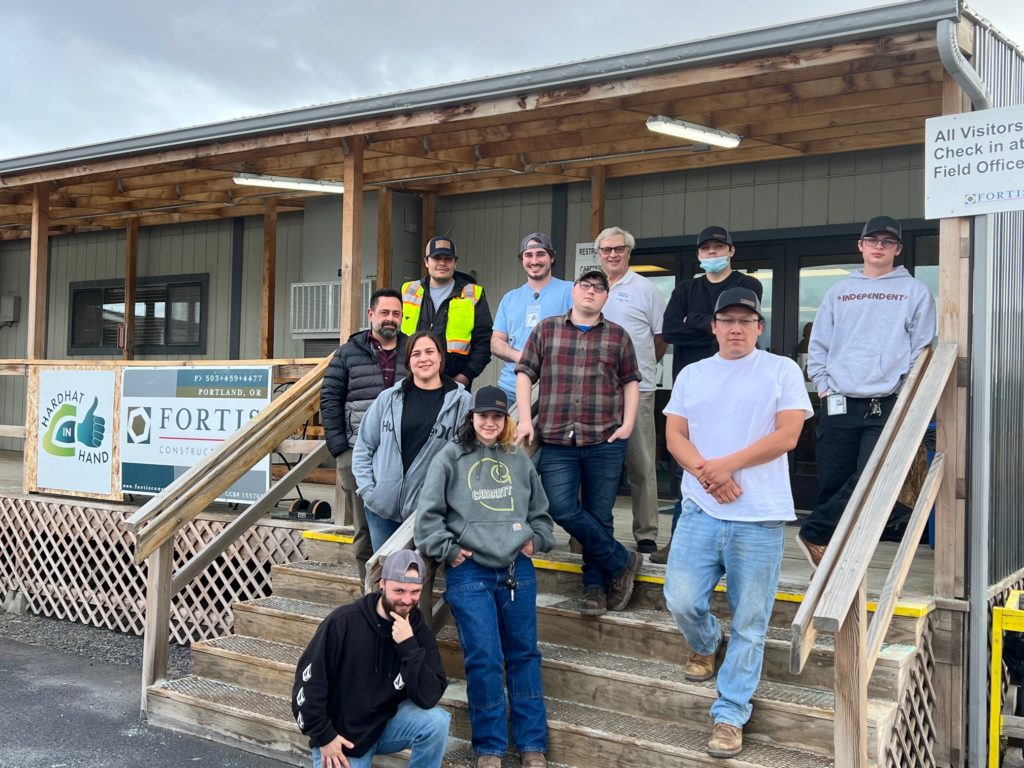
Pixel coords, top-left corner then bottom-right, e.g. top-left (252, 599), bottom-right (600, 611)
top-left (827, 394), bottom-right (847, 416)
top-left (525, 304), bottom-right (541, 328)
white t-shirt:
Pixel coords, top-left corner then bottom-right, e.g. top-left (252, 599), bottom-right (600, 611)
top-left (664, 348), bottom-right (812, 522)
top-left (602, 270), bottom-right (666, 392)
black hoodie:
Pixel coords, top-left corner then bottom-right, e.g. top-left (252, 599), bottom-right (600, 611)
top-left (291, 592), bottom-right (448, 756)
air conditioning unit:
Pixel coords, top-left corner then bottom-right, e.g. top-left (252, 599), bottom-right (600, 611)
top-left (290, 278), bottom-right (375, 338)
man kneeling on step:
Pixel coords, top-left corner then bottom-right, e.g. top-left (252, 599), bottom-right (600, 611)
top-left (291, 550), bottom-right (450, 768)
top-left (662, 288), bottom-right (811, 758)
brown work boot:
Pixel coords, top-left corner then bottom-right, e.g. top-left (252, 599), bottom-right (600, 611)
top-left (521, 751), bottom-right (547, 768)
top-left (684, 638), bottom-right (726, 682)
top-left (607, 550), bottom-right (643, 611)
top-left (580, 586), bottom-right (607, 617)
top-left (476, 756), bottom-right (502, 768)
top-left (649, 541), bottom-right (671, 564)
top-left (706, 722), bottom-right (743, 758)
top-left (797, 533), bottom-right (826, 570)
top-left (568, 536), bottom-right (584, 554)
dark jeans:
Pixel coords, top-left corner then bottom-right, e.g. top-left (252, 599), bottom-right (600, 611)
top-left (538, 439), bottom-right (630, 592)
top-left (799, 395), bottom-right (895, 546)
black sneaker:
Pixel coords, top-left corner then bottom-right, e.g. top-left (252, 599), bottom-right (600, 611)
top-left (636, 538), bottom-right (657, 554)
top-left (607, 551), bottom-right (643, 611)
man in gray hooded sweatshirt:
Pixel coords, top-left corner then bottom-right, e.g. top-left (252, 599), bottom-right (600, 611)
top-left (797, 216), bottom-right (936, 568)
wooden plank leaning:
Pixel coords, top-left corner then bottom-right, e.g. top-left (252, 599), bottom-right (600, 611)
top-left (789, 344), bottom-right (933, 674)
top-left (815, 342), bottom-right (957, 633)
top-left (170, 442), bottom-right (331, 594)
top-left (865, 452), bottom-right (946, 668)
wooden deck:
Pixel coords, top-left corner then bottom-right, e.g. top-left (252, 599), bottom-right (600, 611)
top-left (0, 448), bottom-right (935, 601)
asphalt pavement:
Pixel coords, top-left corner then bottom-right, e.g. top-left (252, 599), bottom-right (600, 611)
top-left (0, 637), bottom-right (294, 768)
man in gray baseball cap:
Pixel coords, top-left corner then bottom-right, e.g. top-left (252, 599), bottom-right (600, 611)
top-left (292, 547), bottom-right (449, 767)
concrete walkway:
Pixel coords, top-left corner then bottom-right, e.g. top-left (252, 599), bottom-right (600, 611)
top-left (0, 638), bottom-right (292, 768)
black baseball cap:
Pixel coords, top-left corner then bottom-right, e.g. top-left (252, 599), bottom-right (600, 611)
top-left (714, 287), bottom-right (764, 320)
top-left (697, 226), bottom-right (733, 246)
top-left (861, 216), bottom-right (902, 242)
top-left (519, 232), bottom-right (556, 257)
top-left (575, 268), bottom-right (609, 291)
top-left (426, 236), bottom-right (457, 259)
top-left (469, 385), bottom-right (509, 415)
top-left (380, 550), bottom-right (426, 584)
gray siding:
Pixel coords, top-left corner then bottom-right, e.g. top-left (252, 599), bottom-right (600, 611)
top-left (0, 240), bottom-right (29, 451)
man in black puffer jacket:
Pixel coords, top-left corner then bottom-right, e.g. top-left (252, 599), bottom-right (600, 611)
top-left (321, 288), bottom-right (408, 579)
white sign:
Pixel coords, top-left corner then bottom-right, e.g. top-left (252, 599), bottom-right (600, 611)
top-left (573, 242), bottom-right (600, 279)
top-left (120, 366), bottom-right (272, 503)
top-left (925, 104), bottom-right (1024, 219)
top-left (36, 369), bottom-right (116, 495)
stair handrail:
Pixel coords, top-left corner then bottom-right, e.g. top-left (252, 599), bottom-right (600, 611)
top-left (789, 340), bottom-right (957, 767)
top-left (124, 354), bottom-right (331, 711)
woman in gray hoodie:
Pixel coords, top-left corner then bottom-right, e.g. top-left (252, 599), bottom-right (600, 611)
top-left (414, 386), bottom-right (555, 768)
top-left (353, 331), bottom-right (470, 551)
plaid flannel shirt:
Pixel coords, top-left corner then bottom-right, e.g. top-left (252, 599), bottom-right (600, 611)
top-left (515, 311), bottom-right (641, 446)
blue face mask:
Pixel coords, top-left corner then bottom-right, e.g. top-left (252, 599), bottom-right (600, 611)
top-left (700, 256), bottom-right (729, 274)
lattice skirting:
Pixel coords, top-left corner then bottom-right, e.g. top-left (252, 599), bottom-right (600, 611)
top-left (0, 494), bottom-right (307, 645)
top-left (886, 615), bottom-right (938, 768)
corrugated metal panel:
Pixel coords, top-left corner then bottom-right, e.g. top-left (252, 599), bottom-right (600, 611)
top-left (972, 22), bottom-right (1024, 583)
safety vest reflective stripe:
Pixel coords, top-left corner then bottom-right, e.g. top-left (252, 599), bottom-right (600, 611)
top-left (400, 281), bottom-right (482, 356)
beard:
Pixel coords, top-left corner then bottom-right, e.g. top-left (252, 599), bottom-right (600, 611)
top-left (374, 322), bottom-right (399, 340)
top-left (380, 590), bottom-right (414, 618)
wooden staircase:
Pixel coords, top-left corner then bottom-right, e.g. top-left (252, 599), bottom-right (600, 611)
top-left (145, 529), bottom-right (935, 767)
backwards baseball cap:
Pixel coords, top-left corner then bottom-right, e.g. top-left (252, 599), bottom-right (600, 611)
top-left (575, 268), bottom-right (609, 291)
top-left (519, 232), bottom-right (556, 257)
top-left (426, 236), bottom-right (457, 259)
top-left (861, 216), bottom-right (902, 242)
top-left (381, 550), bottom-right (426, 584)
top-left (714, 287), bottom-right (764, 320)
top-left (697, 226), bottom-right (733, 246)
top-left (469, 385), bottom-right (509, 415)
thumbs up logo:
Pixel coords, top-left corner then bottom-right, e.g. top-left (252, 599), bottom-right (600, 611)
top-left (76, 397), bottom-right (106, 448)
top-left (41, 394), bottom-right (108, 457)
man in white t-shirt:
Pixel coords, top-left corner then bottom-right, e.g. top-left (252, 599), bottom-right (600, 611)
top-left (595, 226), bottom-right (667, 554)
top-left (662, 287), bottom-right (811, 759)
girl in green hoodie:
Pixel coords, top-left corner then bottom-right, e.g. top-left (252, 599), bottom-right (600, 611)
top-left (414, 386), bottom-right (555, 768)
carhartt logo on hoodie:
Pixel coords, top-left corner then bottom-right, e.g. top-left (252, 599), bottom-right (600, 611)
top-left (467, 457), bottom-right (514, 511)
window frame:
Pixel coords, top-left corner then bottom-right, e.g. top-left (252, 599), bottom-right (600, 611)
top-left (67, 273), bottom-right (209, 356)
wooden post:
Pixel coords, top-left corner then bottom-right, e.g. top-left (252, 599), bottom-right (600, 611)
top-left (260, 199), bottom-right (278, 359)
top-left (420, 192), bottom-right (436, 254)
top-left (589, 167), bottom-right (606, 241)
top-left (834, 579), bottom-right (868, 768)
top-left (26, 184), bottom-right (49, 360)
top-left (341, 136), bottom-right (365, 342)
top-left (140, 539), bottom-right (173, 712)
top-left (376, 188), bottom-right (393, 290)
top-left (123, 220), bottom-right (138, 360)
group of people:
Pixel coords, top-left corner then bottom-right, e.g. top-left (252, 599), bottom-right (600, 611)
top-left (294, 214), bottom-right (936, 766)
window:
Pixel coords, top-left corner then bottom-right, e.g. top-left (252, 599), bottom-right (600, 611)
top-left (68, 274), bottom-right (208, 354)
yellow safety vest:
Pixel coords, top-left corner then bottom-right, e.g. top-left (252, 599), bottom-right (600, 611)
top-left (401, 280), bottom-right (483, 356)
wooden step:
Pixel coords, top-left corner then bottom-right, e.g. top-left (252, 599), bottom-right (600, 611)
top-left (435, 626), bottom-right (896, 760)
top-left (442, 679), bottom-right (833, 768)
top-left (272, 560), bottom-right (364, 605)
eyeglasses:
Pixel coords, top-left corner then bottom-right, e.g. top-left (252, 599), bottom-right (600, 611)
top-left (860, 236), bottom-right (900, 249)
top-left (575, 280), bottom-right (608, 294)
top-left (597, 245), bottom-right (629, 256)
top-left (714, 316), bottom-right (761, 327)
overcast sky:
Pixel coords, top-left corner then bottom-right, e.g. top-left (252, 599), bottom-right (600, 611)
top-left (1, 0), bottom-right (1020, 162)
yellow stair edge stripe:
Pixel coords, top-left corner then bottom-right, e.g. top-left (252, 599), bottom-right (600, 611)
top-left (300, 534), bottom-right (931, 619)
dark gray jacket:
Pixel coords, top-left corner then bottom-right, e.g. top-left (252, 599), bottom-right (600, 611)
top-left (320, 331), bottom-right (408, 456)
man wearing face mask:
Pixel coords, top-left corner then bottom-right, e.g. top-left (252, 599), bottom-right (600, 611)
top-left (654, 226), bottom-right (763, 564)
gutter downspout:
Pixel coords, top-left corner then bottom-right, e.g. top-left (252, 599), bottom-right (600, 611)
top-left (936, 15), bottom-right (993, 768)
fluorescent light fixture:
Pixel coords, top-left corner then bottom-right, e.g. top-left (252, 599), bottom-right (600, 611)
top-left (645, 116), bottom-right (741, 149)
top-left (233, 172), bottom-right (345, 194)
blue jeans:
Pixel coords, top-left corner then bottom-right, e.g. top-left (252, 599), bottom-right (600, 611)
top-left (538, 439), bottom-right (630, 592)
top-left (365, 506), bottom-right (402, 552)
top-left (445, 554), bottom-right (547, 756)
top-left (310, 699), bottom-right (450, 768)
top-left (663, 499), bottom-right (785, 727)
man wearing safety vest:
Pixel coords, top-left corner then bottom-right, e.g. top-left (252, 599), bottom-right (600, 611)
top-left (401, 236), bottom-right (493, 388)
